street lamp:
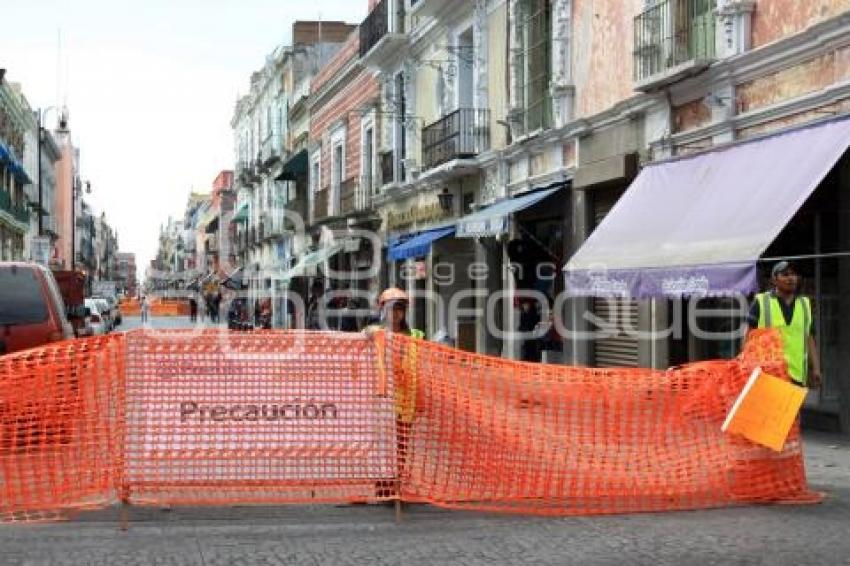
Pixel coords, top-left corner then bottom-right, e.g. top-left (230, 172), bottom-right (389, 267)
top-left (70, 178), bottom-right (91, 272)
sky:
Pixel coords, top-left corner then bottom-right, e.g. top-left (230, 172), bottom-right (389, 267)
top-left (2, 0), bottom-right (367, 273)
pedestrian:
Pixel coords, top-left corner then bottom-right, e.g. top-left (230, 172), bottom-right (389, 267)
top-left (214, 290), bottom-right (223, 324)
top-left (339, 293), bottom-right (360, 333)
top-left (748, 261), bottom-right (822, 388)
top-left (305, 280), bottom-right (325, 330)
top-left (140, 295), bottom-right (149, 324)
top-left (188, 297), bottom-right (198, 323)
top-left (519, 298), bottom-right (542, 363)
top-left (254, 298), bottom-right (262, 328)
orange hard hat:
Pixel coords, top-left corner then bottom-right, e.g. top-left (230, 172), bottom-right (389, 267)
top-left (378, 287), bottom-right (409, 306)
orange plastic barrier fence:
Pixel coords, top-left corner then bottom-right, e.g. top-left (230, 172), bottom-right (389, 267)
top-left (119, 299), bottom-right (190, 317)
top-left (0, 329), bottom-right (818, 522)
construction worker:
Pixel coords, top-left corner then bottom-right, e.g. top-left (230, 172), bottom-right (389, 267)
top-left (749, 261), bottom-right (822, 388)
top-left (373, 287), bottom-right (425, 339)
top-left (367, 288), bottom-right (424, 501)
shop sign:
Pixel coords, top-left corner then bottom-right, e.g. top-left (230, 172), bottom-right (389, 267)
top-left (387, 202), bottom-right (449, 231)
top-left (29, 235), bottom-right (51, 266)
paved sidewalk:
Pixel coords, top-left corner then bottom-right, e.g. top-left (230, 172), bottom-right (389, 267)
top-left (0, 433), bottom-right (848, 565)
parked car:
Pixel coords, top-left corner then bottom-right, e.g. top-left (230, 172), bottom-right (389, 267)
top-left (0, 262), bottom-right (75, 355)
top-left (84, 298), bottom-right (108, 335)
top-left (92, 295), bottom-right (120, 328)
top-left (91, 298), bottom-right (114, 331)
top-left (106, 295), bottom-right (122, 326)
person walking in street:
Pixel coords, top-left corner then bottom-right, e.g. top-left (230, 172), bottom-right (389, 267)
top-left (519, 297), bottom-right (542, 363)
top-left (188, 297), bottom-right (198, 323)
top-left (305, 280), bottom-right (325, 330)
top-left (214, 291), bottom-right (222, 324)
top-left (140, 295), bottom-right (149, 325)
top-left (749, 261), bottom-right (822, 388)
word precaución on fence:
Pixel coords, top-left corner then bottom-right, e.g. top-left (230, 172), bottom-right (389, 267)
top-left (0, 328), bottom-right (821, 522)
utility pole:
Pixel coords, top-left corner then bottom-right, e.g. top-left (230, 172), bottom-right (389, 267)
top-left (37, 111), bottom-right (42, 235)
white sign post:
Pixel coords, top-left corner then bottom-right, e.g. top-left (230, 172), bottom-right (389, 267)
top-left (29, 236), bottom-right (51, 267)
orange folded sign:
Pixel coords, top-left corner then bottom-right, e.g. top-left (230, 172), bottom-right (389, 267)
top-left (722, 367), bottom-right (808, 452)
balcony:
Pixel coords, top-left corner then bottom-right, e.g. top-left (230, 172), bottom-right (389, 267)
top-left (260, 138), bottom-right (283, 168)
top-left (339, 178), bottom-right (358, 216)
top-left (359, 0), bottom-right (408, 68)
top-left (0, 191), bottom-right (30, 225)
top-left (421, 108), bottom-right (490, 171)
top-left (634, 0), bottom-right (716, 91)
top-left (237, 160), bottom-right (260, 185)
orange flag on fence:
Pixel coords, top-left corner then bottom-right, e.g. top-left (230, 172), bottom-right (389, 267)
top-left (722, 367), bottom-right (808, 452)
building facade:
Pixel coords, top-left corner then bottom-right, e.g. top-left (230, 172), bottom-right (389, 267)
top-left (115, 252), bottom-right (138, 297)
top-left (230, 21), bottom-right (356, 326)
top-left (0, 71), bottom-right (34, 261)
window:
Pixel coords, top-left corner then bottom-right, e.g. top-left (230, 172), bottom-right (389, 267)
top-left (394, 71), bottom-right (407, 182)
top-left (0, 267), bottom-right (48, 325)
top-left (362, 124), bottom-right (375, 194)
top-left (310, 150), bottom-right (321, 193)
top-left (332, 143), bottom-right (343, 215)
top-left (517, 0), bottom-right (552, 132)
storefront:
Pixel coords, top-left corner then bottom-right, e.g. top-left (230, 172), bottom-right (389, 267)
top-left (454, 183), bottom-right (569, 359)
top-left (564, 116), bottom-right (850, 431)
top-left (381, 189), bottom-right (458, 337)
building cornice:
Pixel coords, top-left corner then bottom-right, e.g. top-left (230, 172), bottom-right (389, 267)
top-left (670, 10), bottom-right (850, 105)
top-left (656, 79), bottom-right (850, 152)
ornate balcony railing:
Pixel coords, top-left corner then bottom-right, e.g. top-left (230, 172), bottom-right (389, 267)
top-left (0, 190), bottom-right (30, 224)
top-left (634, 0), bottom-right (716, 82)
top-left (359, 0), bottom-right (390, 57)
top-left (421, 108), bottom-right (490, 170)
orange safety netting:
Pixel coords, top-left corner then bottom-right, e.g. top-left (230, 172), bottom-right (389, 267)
top-left (119, 298), bottom-right (190, 317)
top-left (0, 328), bottom-right (818, 522)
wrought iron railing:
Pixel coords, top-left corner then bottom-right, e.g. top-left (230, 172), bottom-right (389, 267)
top-left (0, 190), bottom-right (30, 224)
top-left (634, 0), bottom-right (716, 82)
top-left (421, 108), bottom-right (490, 170)
top-left (360, 0), bottom-right (390, 58)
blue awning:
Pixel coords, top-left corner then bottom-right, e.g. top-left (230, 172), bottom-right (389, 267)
top-left (11, 162), bottom-right (32, 185)
top-left (456, 187), bottom-right (561, 238)
top-left (0, 142), bottom-right (31, 185)
top-left (388, 227), bottom-right (455, 262)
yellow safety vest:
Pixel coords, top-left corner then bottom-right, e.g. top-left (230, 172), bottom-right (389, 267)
top-left (397, 329), bottom-right (424, 423)
top-left (756, 292), bottom-right (812, 385)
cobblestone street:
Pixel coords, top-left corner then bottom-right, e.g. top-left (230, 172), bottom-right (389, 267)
top-left (1, 433), bottom-right (847, 566)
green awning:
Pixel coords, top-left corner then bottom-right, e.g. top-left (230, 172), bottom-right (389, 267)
top-left (281, 243), bottom-right (344, 280)
top-left (230, 202), bottom-right (250, 223)
top-left (276, 149), bottom-right (308, 181)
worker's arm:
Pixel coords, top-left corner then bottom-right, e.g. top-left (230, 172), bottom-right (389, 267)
top-left (808, 335), bottom-right (822, 388)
